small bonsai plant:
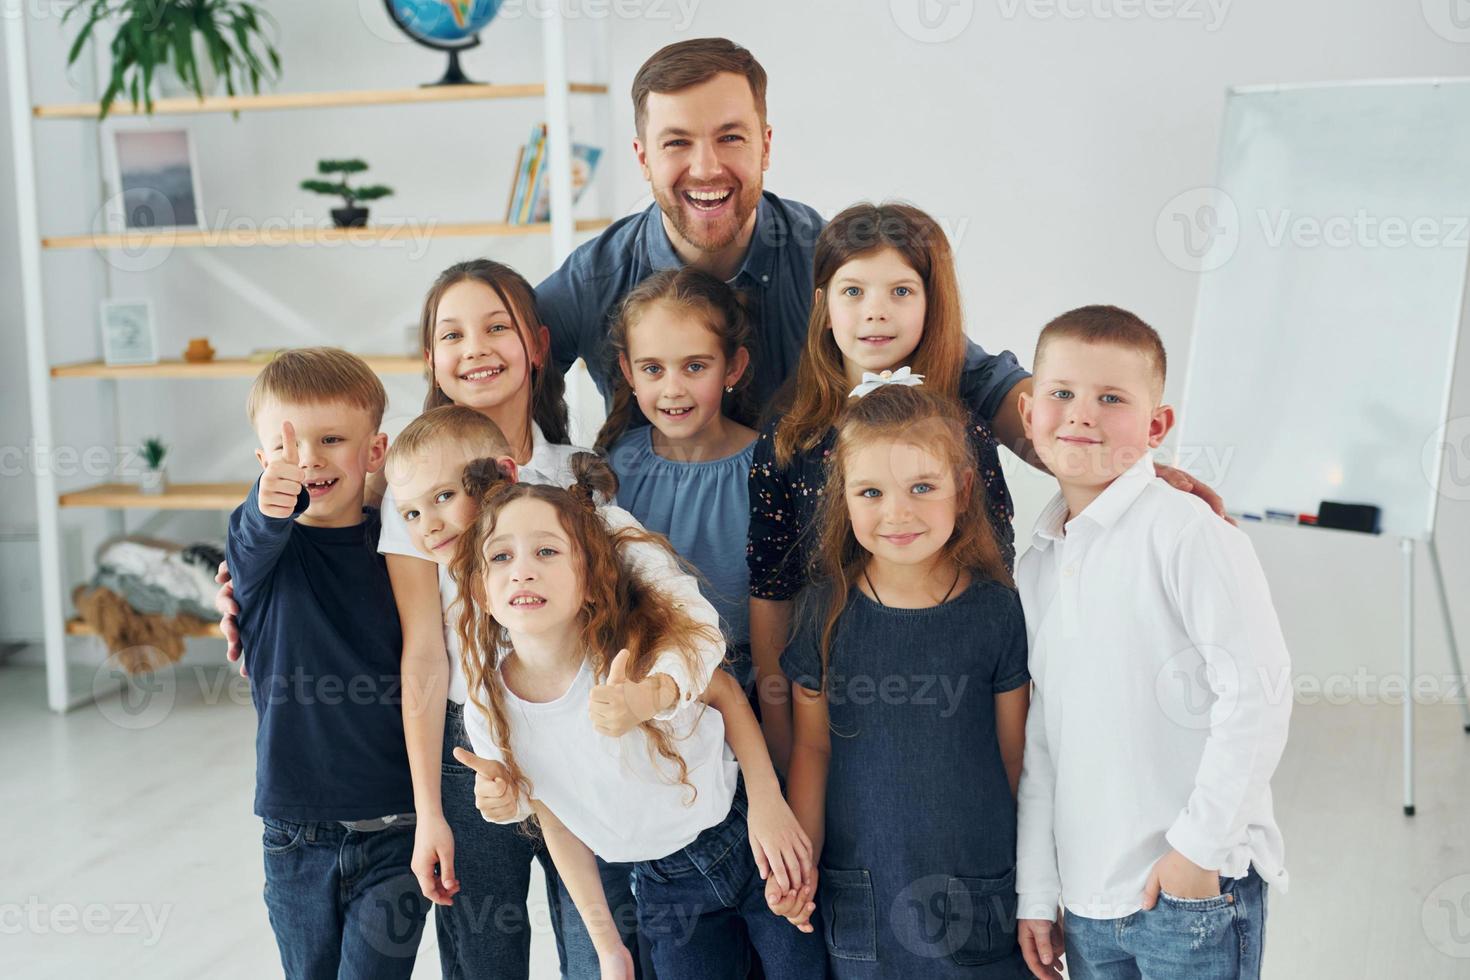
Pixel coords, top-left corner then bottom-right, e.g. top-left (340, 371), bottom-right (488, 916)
top-left (301, 159), bottom-right (395, 228)
top-left (139, 436), bottom-right (168, 494)
top-left (63, 1), bottom-right (282, 120)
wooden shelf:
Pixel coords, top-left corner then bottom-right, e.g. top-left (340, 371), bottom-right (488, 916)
top-left (33, 82), bottom-right (609, 120)
top-left (52, 355), bottom-right (423, 380)
top-left (67, 618), bottom-right (222, 639)
top-left (59, 482), bottom-right (250, 510)
top-left (42, 218), bottom-right (611, 252)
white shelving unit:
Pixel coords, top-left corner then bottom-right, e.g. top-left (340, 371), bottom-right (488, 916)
top-left (4, 8), bottom-right (608, 712)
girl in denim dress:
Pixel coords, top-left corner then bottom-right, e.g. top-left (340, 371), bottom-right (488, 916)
top-left (781, 383), bottom-right (1033, 978)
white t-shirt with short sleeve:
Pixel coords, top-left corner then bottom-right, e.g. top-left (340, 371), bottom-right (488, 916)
top-left (462, 657), bottom-right (740, 863)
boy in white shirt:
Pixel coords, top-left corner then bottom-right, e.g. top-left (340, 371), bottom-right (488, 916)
top-left (1013, 306), bottom-right (1291, 980)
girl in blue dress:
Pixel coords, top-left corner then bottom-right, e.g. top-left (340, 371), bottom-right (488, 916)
top-left (596, 267), bottom-right (760, 690)
top-left (781, 381), bottom-right (1032, 978)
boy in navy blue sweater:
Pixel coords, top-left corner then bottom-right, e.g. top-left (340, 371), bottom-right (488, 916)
top-left (227, 347), bottom-right (426, 979)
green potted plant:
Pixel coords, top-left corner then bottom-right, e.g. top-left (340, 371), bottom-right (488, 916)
top-left (63, 1), bottom-right (283, 120)
top-left (300, 159), bottom-right (395, 228)
top-left (138, 436), bottom-right (168, 494)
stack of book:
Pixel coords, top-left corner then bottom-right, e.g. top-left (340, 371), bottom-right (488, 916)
top-left (505, 123), bottom-right (603, 224)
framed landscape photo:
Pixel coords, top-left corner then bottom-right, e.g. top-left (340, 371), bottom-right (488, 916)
top-left (100, 300), bottom-right (158, 366)
top-left (103, 126), bottom-right (205, 232)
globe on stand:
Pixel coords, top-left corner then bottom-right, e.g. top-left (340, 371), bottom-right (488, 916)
top-left (384, 0), bottom-right (504, 86)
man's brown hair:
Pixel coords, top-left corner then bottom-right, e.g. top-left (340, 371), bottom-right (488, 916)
top-left (631, 37), bottom-right (768, 139)
top-left (1035, 305), bottom-right (1167, 394)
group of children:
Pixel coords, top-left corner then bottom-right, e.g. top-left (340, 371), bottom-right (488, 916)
top-left (225, 200), bottom-right (1292, 980)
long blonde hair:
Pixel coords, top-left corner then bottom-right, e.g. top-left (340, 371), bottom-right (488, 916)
top-left (450, 453), bottom-right (717, 804)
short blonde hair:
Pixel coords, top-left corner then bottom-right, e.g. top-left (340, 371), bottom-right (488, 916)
top-left (247, 347), bottom-right (387, 429)
top-left (386, 406), bottom-right (512, 477)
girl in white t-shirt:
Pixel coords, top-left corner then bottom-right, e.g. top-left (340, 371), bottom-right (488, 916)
top-left (381, 402), bottom-right (728, 976)
top-left (449, 453), bottom-right (824, 980)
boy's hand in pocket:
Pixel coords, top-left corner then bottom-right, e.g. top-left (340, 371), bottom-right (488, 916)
top-left (1141, 848), bottom-right (1220, 907)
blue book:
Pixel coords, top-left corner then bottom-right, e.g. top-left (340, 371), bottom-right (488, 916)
top-left (531, 143), bottom-right (602, 223)
top-left (507, 123), bottom-right (542, 224)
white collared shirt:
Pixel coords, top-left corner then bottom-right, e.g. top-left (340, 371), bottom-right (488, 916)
top-left (1015, 453), bottom-right (1292, 921)
top-left (379, 423), bottom-right (721, 716)
top-left (518, 422), bottom-right (581, 488)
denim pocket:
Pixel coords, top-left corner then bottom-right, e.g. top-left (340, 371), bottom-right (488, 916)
top-left (262, 818), bottom-right (303, 855)
top-left (819, 867), bottom-right (877, 962)
top-left (635, 859), bottom-right (671, 887)
top-left (945, 867), bottom-right (1019, 966)
top-left (1157, 888), bottom-right (1234, 913)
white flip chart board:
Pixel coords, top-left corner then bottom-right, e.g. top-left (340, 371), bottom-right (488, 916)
top-left (1175, 80), bottom-right (1470, 540)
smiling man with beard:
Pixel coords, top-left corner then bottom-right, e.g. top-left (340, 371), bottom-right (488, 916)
top-left (540, 38), bottom-right (1032, 437)
top-left (538, 38), bottom-right (832, 409)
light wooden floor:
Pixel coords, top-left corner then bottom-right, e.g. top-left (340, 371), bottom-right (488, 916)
top-left (3, 662), bottom-right (1469, 978)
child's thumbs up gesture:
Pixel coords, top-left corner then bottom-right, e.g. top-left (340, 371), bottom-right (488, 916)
top-left (451, 747), bottom-right (524, 823)
top-left (588, 648), bottom-right (671, 738)
top-left (258, 420), bottom-right (306, 518)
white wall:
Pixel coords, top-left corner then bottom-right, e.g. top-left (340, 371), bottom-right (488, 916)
top-left (2, 1), bottom-right (1466, 696)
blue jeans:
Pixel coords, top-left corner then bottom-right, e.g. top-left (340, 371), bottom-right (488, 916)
top-left (440, 700), bottom-right (642, 979)
top-left (547, 855), bottom-right (648, 979)
top-left (1063, 868), bottom-right (1269, 980)
top-left (629, 787), bottom-right (825, 979)
top-left (262, 817), bottom-right (430, 980)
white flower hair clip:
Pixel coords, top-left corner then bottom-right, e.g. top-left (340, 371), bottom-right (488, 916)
top-left (848, 366), bottom-right (925, 398)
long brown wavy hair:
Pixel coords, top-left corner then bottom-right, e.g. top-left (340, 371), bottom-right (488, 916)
top-left (450, 453), bottom-right (717, 805)
top-left (805, 384), bottom-right (1014, 687)
top-left (419, 259), bottom-right (571, 445)
top-left (593, 267), bottom-right (757, 454)
top-left (774, 202), bottom-right (967, 466)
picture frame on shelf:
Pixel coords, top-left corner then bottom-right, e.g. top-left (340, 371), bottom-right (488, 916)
top-left (102, 125), bottom-right (206, 232)
top-left (100, 300), bottom-right (158, 366)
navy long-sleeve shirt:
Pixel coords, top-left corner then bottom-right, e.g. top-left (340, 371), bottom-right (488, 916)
top-left (226, 478), bottom-right (414, 821)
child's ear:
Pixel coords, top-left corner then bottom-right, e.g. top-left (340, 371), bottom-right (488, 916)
top-left (1149, 404), bottom-right (1176, 448)
top-left (816, 287), bottom-right (839, 335)
top-left (957, 469), bottom-right (975, 511)
top-left (1018, 389), bottom-right (1034, 442)
top-left (618, 353), bottom-right (635, 387)
top-left (255, 447), bottom-right (269, 472)
top-left (725, 346), bottom-right (751, 387)
top-left (365, 432), bottom-right (389, 474)
top-left (496, 455), bottom-right (520, 484)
